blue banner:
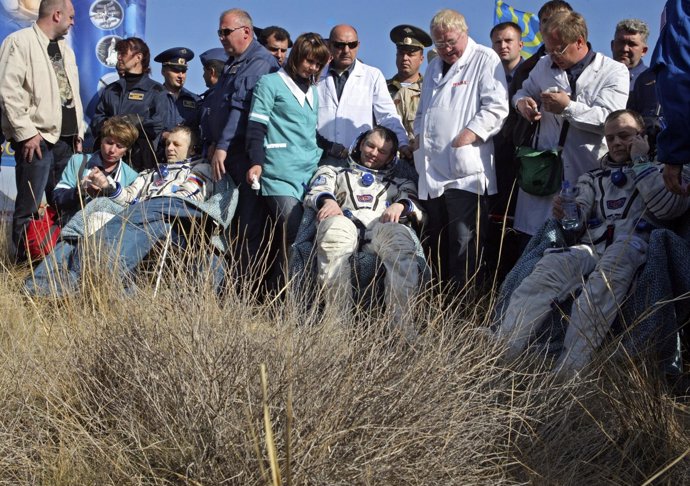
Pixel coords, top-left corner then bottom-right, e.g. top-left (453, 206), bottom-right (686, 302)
top-left (494, 0), bottom-right (542, 58)
top-left (0, 0), bottom-right (146, 213)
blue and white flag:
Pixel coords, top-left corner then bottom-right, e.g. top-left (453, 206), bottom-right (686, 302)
top-left (494, 0), bottom-right (542, 58)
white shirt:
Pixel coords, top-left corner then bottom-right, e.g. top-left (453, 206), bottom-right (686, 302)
top-left (413, 37), bottom-right (508, 199)
top-left (317, 60), bottom-right (408, 149)
top-left (512, 51), bottom-right (629, 235)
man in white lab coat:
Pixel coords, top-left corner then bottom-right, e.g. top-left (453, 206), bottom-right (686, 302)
top-left (413, 8), bottom-right (509, 290)
top-left (316, 24), bottom-right (411, 165)
top-left (513, 10), bottom-right (629, 237)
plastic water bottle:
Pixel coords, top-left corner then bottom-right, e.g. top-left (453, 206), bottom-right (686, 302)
top-left (560, 180), bottom-right (580, 231)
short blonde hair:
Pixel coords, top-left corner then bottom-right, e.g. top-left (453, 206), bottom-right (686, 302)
top-left (101, 116), bottom-right (139, 148)
top-left (430, 9), bottom-right (468, 35)
top-left (542, 10), bottom-right (588, 44)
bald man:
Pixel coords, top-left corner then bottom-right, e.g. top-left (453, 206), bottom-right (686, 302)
top-left (316, 24), bottom-right (411, 165)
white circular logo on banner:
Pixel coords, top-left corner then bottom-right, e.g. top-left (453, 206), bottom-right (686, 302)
top-left (96, 35), bottom-right (122, 68)
top-left (89, 0), bottom-right (124, 30)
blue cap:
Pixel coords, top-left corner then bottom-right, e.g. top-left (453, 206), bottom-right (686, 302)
top-left (199, 47), bottom-right (228, 66)
top-left (154, 47), bottom-right (195, 71)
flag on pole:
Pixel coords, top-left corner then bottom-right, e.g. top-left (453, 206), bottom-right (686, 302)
top-left (494, 0), bottom-right (542, 58)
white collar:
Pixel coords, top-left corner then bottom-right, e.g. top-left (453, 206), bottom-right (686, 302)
top-left (278, 69), bottom-right (314, 108)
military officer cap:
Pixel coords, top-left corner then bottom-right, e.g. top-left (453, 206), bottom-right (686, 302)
top-left (154, 47), bottom-right (195, 71)
top-left (389, 24), bottom-right (432, 51)
top-left (199, 47), bottom-right (228, 66)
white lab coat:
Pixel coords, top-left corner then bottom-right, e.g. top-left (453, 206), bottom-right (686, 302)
top-left (317, 60), bottom-right (408, 150)
top-left (413, 37), bottom-right (509, 199)
top-left (511, 51), bottom-right (629, 235)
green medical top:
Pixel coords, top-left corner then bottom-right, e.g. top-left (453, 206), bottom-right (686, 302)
top-left (248, 69), bottom-right (322, 199)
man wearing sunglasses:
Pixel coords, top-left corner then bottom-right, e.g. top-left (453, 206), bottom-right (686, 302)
top-left (513, 10), bottom-right (629, 240)
top-left (316, 24), bottom-right (411, 165)
top-left (207, 8), bottom-right (279, 279)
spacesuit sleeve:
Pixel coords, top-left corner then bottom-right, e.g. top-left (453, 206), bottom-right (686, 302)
top-left (304, 165), bottom-right (338, 210)
top-left (633, 162), bottom-right (690, 220)
top-left (395, 176), bottom-right (425, 224)
top-left (174, 162), bottom-right (215, 202)
top-left (110, 171), bottom-right (151, 206)
top-left (574, 170), bottom-right (598, 222)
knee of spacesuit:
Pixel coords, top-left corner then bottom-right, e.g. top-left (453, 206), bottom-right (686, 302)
top-left (370, 222), bottom-right (417, 261)
top-left (577, 235), bottom-right (648, 317)
top-left (315, 215), bottom-right (359, 305)
top-left (370, 222), bottom-right (420, 312)
top-left (315, 215), bottom-right (359, 256)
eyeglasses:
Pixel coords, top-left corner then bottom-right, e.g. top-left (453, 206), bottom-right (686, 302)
top-left (433, 37), bottom-right (459, 50)
top-left (267, 46), bottom-right (288, 54)
top-left (545, 42), bottom-right (572, 57)
top-left (330, 40), bottom-right (359, 50)
top-left (217, 26), bottom-right (246, 38)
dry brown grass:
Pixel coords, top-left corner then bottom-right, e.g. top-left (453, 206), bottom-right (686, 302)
top-left (0, 234), bottom-right (688, 485)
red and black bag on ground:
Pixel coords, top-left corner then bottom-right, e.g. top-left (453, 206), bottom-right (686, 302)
top-left (24, 204), bottom-right (61, 261)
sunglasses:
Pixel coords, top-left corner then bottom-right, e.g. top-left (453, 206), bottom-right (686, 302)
top-left (217, 26), bottom-right (246, 37)
top-left (330, 40), bottom-right (359, 50)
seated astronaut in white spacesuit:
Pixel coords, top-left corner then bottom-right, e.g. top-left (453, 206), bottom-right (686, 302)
top-left (304, 127), bottom-right (425, 333)
top-left (496, 109), bottom-right (690, 376)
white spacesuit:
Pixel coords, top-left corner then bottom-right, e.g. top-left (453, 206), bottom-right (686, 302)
top-left (498, 155), bottom-right (690, 374)
top-left (305, 150), bottom-right (424, 327)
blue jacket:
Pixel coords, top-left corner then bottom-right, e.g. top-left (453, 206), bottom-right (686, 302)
top-left (90, 75), bottom-right (169, 171)
top-left (207, 40), bottom-right (279, 167)
top-left (199, 86), bottom-right (214, 152)
top-left (161, 87), bottom-right (201, 132)
top-left (650, 0), bottom-right (690, 165)
top-left (91, 75), bottom-right (168, 142)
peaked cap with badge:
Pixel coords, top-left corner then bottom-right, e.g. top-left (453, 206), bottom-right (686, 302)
top-left (154, 47), bottom-right (195, 71)
top-left (389, 24), bottom-right (432, 51)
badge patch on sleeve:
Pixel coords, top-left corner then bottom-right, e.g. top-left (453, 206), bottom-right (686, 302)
top-left (183, 100), bottom-right (196, 108)
top-left (606, 197), bottom-right (626, 210)
top-left (128, 92), bottom-right (144, 101)
top-left (312, 175), bottom-right (327, 186)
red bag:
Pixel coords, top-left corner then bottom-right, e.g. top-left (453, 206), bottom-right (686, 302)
top-left (24, 205), bottom-right (61, 260)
